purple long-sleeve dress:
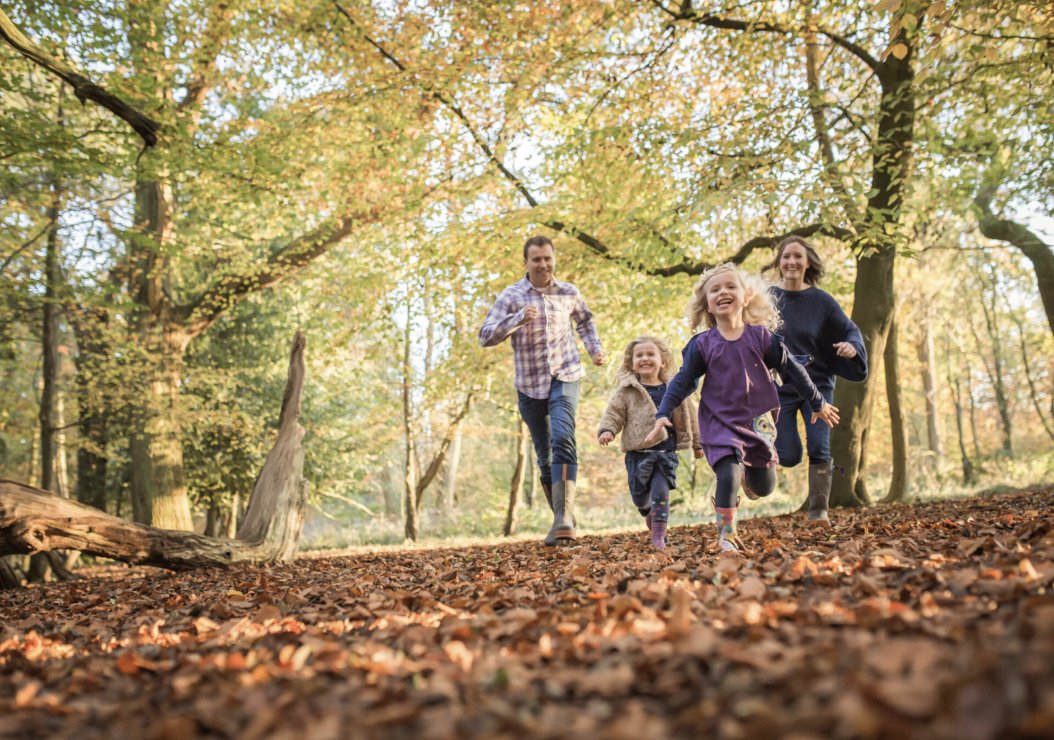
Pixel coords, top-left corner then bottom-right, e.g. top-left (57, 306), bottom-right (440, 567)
top-left (657, 324), bottom-right (825, 469)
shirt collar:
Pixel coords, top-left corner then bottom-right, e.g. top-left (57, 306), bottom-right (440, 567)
top-left (522, 273), bottom-right (557, 292)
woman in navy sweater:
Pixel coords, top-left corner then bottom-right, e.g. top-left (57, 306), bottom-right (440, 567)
top-left (764, 237), bottom-right (868, 524)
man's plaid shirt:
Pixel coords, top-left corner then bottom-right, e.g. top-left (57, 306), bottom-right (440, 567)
top-left (479, 276), bottom-right (603, 400)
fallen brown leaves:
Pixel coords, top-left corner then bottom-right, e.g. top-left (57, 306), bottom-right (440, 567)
top-left (2, 489), bottom-right (1054, 739)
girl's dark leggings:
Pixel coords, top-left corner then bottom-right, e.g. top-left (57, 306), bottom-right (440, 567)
top-left (632, 470), bottom-right (670, 523)
top-left (713, 455), bottom-right (776, 509)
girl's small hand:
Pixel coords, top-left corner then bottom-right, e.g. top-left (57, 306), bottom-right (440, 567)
top-left (833, 341), bottom-right (857, 358)
top-left (641, 417), bottom-right (672, 447)
top-left (598, 431), bottom-right (614, 446)
top-left (811, 402), bottom-right (840, 428)
top-left (693, 448), bottom-right (705, 460)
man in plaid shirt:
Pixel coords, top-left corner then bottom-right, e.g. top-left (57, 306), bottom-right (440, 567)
top-left (479, 235), bottom-right (606, 545)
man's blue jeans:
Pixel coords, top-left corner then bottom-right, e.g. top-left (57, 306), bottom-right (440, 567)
top-left (775, 386), bottom-right (834, 467)
top-left (517, 379), bottom-right (580, 486)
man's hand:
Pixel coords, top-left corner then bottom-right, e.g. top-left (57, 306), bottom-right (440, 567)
top-left (522, 305), bottom-right (539, 322)
top-left (811, 402), bottom-right (841, 428)
top-left (598, 431), bottom-right (614, 446)
top-left (833, 341), bottom-right (857, 358)
top-left (641, 417), bottom-right (672, 447)
top-left (592, 350), bottom-right (607, 366)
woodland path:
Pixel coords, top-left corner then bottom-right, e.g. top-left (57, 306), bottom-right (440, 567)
top-left (2, 489), bottom-right (1053, 739)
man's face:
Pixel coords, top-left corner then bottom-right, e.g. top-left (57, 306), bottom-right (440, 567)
top-left (525, 244), bottom-right (556, 286)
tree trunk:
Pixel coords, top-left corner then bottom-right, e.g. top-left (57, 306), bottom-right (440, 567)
top-left (235, 333), bottom-right (309, 561)
top-left (127, 149), bottom-right (196, 529)
top-left (402, 318), bottom-right (419, 541)
top-left (39, 174), bottom-right (62, 495)
top-left (415, 395), bottom-right (473, 512)
top-left (0, 332), bottom-right (309, 577)
top-left (72, 304), bottom-right (110, 512)
top-left (917, 312), bottom-right (944, 466)
top-left (829, 43), bottom-right (914, 507)
top-left (526, 449), bottom-right (537, 508)
top-left (443, 425), bottom-right (462, 509)
top-left (883, 312), bottom-right (909, 503)
top-left (128, 327), bottom-right (195, 529)
top-left (1008, 310), bottom-right (1054, 442)
top-left (504, 422), bottom-right (529, 537)
top-left (975, 273), bottom-right (1014, 456)
top-left (951, 372), bottom-right (975, 485)
top-left (967, 363), bottom-right (982, 460)
top-left (830, 249), bottom-right (894, 507)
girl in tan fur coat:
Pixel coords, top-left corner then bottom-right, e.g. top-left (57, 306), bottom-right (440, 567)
top-left (598, 336), bottom-right (703, 550)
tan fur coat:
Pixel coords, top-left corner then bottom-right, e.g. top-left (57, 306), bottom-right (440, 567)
top-left (598, 374), bottom-right (701, 453)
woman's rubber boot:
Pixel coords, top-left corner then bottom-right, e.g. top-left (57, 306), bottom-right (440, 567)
top-left (807, 462), bottom-right (833, 526)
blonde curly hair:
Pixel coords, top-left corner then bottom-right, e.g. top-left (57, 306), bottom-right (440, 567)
top-left (617, 335), bottom-right (675, 383)
top-left (688, 263), bottom-right (781, 332)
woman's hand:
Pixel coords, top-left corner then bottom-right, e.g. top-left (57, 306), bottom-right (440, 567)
top-left (598, 431), bottom-right (614, 446)
top-left (833, 341), bottom-right (857, 358)
top-left (811, 402), bottom-right (841, 428)
top-left (641, 417), bottom-right (672, 447)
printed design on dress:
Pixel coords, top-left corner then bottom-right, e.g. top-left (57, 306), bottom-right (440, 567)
top-left (752, 411), bottom-right (777, 451)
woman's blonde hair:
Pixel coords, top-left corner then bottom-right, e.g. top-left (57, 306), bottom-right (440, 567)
top-left (688, 263), bottom-right (781, 332)
top-left (617, 335), bottom-right (675, 383)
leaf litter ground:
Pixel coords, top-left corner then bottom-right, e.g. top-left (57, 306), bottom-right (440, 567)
top-left (2, 489), bottom-right (1054, 739)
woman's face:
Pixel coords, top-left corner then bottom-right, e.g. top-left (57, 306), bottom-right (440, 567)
top-left (779, 242), bottom-right (809, 282)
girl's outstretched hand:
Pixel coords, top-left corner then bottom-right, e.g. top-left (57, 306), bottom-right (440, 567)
top-left (641, 417), bottom-right (672, 447)
top-left (811, 402), bottom-right (840, 428)
top-left (598, 431), bottom-right (615, 446)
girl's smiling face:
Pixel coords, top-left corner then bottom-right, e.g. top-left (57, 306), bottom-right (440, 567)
top-left (704, 269), bottom-right (746, 321)
top-left (632, 341), bottom-right (664, 384)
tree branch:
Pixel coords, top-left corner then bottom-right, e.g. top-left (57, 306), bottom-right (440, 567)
top-left (653, 1), bottom-right (879, 71)
top-left (561, 221), bottom-right (853, 277)
top-left (974, 186), bottom-right (1054, 337)
top-left (181, 216), bottom-right (358, 338)
top-left (0, 8), bottom-right (160, 146)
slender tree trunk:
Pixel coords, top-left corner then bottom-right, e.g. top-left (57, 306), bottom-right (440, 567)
top-left (402, 317), bottom-right (419, 541)
top-left (53, 394), bottom-right (70, 497)
top-left (883, 312), bottom-right (909, 503)
top-left (40, 175), bottom-right (63, 495)
top-left (504, 422), bottom-right (529, 537)
top-left (443, 426), bottom-right (462, 509)
top-left (975, 278), bottom-right (1014, 456)
top-left (526, 449), bottom-right (537, 508)
top-left (951, 373), bottom-right (975, 485)
top-left (226, 492), bottom-right (240, 538)
top-left (917, 312), bottom-right (944, 466)
top-left (1008, 309), bottom-right (1054, 442)
top-left (72, 304), bottom-right (110, 512)
top-left (967, 363), bottom-right (982, 460)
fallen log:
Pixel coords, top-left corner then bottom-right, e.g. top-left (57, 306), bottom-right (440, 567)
top-left (0, 332), bottom-right (308, 576)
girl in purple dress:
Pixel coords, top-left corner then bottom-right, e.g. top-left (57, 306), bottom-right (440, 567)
top-left (644, 264), bottom-right (840, 552)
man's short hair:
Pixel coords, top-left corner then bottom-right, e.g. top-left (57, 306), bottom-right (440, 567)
top-left (523, 235), bottom-right (554, 260)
